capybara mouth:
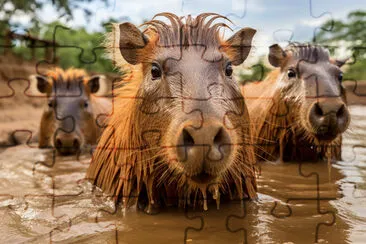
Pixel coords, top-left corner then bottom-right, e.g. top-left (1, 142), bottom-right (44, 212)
top-left (190, 172), bottom-right (217, 184)
top-left (314, 132), bottom-right (338, 142)
top-left (55, 146), bottom-right (80, 155)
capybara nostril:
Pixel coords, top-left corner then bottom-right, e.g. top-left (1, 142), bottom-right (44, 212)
top-left (73, 138), bottom-right (80, 150)
top-left (314, 102), bottom-right (323, 117)
top-left (178, 124), bottom-right (229, 147)
top-left (309, 103), bottom-right (325, 130)
top-left (176, 128), bottom-right (197, 163)
top-left (213, 127), bottom-right (226, 145)
top-left (336, 104), bottom-right (345, 118)
top-left (309, 101), bottom-right (350, 141)
top-left (55, 138), bottom-right (63, 149)
top-left (182, 128), bottom-right (194, 146)
top-left (176, 122), bottom-right (232, 175)
top-left (335, 103), bottom-right (350, 132)
top-left (54, 135), bottom-right (81, 155)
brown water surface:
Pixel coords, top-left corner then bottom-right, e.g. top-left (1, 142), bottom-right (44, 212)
top-left (0, 106), bottom-right (365, 243)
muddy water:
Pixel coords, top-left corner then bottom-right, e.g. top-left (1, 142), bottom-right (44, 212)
top-left (0, 106), bottom-right (365, 244)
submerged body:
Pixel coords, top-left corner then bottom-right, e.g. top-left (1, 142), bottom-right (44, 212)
top-left (242, 44), bottom-right (350, 162)
top-left (30, 68), bottom-right (111, 155)
top-left (86, 13), bottom-right (257, 211)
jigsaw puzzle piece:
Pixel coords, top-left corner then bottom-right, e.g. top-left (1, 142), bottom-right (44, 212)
top-left (0, 75), bottom-right (44, 146)
top-left (185, 199), bottom-right (260, 243)
top-left (272, 29), bottom-right (294, 45)
top-left (258, 160), bottom-right (344, 243)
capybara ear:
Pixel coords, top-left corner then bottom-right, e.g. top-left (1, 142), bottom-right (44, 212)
top-left (225, 27), bottom-right (256, 65)
top-left (118, 22), bottom-right (149, 65)
top-left (29, 75), bottom-right (51, 93)
top-left (268, 44), bottom-right (287, 67)
top-left (330, 57), bottom-right (349, 67)
top-left (87, 75), bottom-right (105, 94)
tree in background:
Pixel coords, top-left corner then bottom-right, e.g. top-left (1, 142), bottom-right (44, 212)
top-left (238, 58), bottom-right (271, 85)
top-left (0, 0), bottom-right (107, 30)
top-left (0, 0), bottom-right (118, 74)
top-left (315, 10), bottom-right (366, 80)
top-left (241, 10), bottom-right (366, 84)
top-left (11, 20), bottom-right (116, 73)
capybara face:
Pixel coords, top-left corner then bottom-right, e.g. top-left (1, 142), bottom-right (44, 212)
top-left (126, 17), bottom-right (256, 187)
top-left (268, 44), bottom-right (350, 143)
top-left (31, 69), bottom-right (105, 155)
top-left (135, 46), bottom-right (250, 186)
top-left (87, 13), bottom-right (258, 209)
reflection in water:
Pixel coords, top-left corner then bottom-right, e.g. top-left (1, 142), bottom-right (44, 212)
top-left (0, 106), bottom-right (365, 243)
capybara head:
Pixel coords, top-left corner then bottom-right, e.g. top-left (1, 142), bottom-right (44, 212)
top-left (31, 68), bottom-right (107, 155)
top-left (87, 13), bottom-right (257, 210)
top-left (268, 43), bottom-right (350, 143)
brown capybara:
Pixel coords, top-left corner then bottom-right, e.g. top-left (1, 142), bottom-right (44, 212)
top-left (242, 43), bottom-right (350, 162)
top-left (30, 68), bottom-right (111, 155)
top-left (86, 13), bottom-right (258, 212)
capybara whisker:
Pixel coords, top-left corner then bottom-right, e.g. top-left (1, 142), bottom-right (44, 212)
top-left (30, 68), bottom-right (111, 155)
top-left (86, 12), bottom-right (258, 211)
top-left (242, 43), bottom-right (350, 162)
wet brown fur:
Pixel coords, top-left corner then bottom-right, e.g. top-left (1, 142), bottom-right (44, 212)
top-left (38, 68), bottom-right (111, 148)
top-left (242, 45), bottom-right (347, 162)
top-left (86, 13), bottom-right (257, 210)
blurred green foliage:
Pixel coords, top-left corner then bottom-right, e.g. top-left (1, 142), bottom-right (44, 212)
top-left (0, 0), bottom-right (107, 29)
top-left (1, 4), bottom-right (365, 77)
top-left (315, 10), bottom-right (366, 80)
top-left (0, 0), bottom-right (116, 73)
top-left (241, 10), bottom-right (366, 83)
top-left (238, 58), bottom-right (271, 84)
top-left (11, 20), bottom-right (116, 73)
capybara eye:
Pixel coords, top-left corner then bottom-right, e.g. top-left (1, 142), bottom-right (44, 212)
top-left (225, 62), bottom-right (233, 77)
top-left (84, 101), bottom-right (89, 108)
top-left (151, 63), bottom-right (162, 80)
top-left (338, 72), bottom-right (343, 82)
top-left (287, 69), bottom-right (296, 79)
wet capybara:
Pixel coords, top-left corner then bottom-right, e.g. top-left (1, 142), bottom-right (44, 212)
top-left (242, 43), bottom-right (350, 162)
top-left (86, 13), bottom-right (257, 212)
top-left (30, 68), bottom-right (111, 155)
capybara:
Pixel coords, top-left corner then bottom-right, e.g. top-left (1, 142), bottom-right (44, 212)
top-left (30, 68), bottom-right (111, 155)
top-left (86, 13), bottom-right (258, 212)
top-left (242, 43), bottom-right (350, 162)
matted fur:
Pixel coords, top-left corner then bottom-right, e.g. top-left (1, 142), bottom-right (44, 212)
top-left (46, 67), bottom-right (88, 84)
top-left (287, 43), bottom-right (331, 63)
top-left (104, 13), bottom-right (237, 76)
top-left (242, 44), bottom-right (347, 162)
top-left (33, 68), bottom-right (111, 149)
top-left (40, 67), bottom-right (110, 117)
top-left (87, 13), bottom-right (257, 210)
top-left (143, 12), bottom-right (230, 47)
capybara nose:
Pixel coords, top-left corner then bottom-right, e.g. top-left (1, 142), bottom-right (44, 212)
top-left (54, 135), bottom-right (81, 155)
top-left (309, 101), bottom-right (349, 140)
top-left (176, 122), bottom-right (232, 177)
